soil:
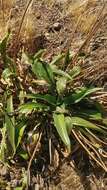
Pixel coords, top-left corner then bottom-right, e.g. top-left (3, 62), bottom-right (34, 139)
top-left (0, 0), bottom-right (107, 189)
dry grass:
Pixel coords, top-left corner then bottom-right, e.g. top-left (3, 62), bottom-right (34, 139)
top-left (66, 0), bottom-right (100, 34)
top-left (0, 0), bottom-right (15, 39)
top-left (0, 0), bottom-right (102, 40)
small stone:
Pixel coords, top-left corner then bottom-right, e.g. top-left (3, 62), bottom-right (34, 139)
top-left (45, 32), bottom-right (50, 40)
top-left (36, 12), bottom-right (41, 19)
top-left (53, 22), bottom-right (62, 31)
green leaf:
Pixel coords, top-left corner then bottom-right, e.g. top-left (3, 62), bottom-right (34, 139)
top-left (25, 94), bottom-right (56, 106)
top-left (56, 104), bottom-right (68, 114)
top-left (64, 87), bottom-right (102, 104)
top-left (50, 53), bottom-right (64, 65)
top-left (56, 77), bottom-right (67, 95)
top-left (15, 121), bottom-right (27, 148)
top-left (32, 60), bottom-right (54, 84)
top-left (5, 95), bottom-right (15, 153)
top-left (51, 65), bottom-right (72, 80)
top-left (69, 117), bottom-right (105, 133)
top-left (19, 102), bottom-right (49, 114)
top-left (33, 49), bottom-right (45, 60)
top-left (53, 113), bottom-right (71, 152)
top-left (65, 116), bottom-right (73, 135)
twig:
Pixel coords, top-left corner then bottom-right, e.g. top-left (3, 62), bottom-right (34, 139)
top-left (27, 131), bottom-right (42, 189)
top-left (86, 129), bottom-right (107, 146)
top-left (72, 129), bottom-right (107, 172)
top-left (78, 130), bottom-right (107, 169)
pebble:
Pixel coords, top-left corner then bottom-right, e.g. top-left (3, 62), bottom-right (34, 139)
top-left (45, 32), bottom-right (50, 40)
top-left (36, 12), bottom-right (41, 19)
top-left (53, 22), bottom-right (62, 31)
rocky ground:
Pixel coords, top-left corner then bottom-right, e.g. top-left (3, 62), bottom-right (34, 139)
top-left (0, 0), bottom-right (107, 189)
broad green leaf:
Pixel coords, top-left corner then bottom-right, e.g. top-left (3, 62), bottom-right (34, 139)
top-left (69, 117), bottom-right (105, 133)
top-left (15, 121), bottom-right (27, 148)
top-left (32, 60), bottom-right (54, 84)
top-left (5, 95), bottom-right (15, 153)
top-left (19, 102), bottom-right (49, 114)
top-left (56, 77), bottom-right (67, 95)
top-left (51, 64), bottom-right (72, 80)
top-left (53, 113), bottom-right (71, 152)
top-left (65, 116), bottom-right (73, 135)
top-left (64, 87), bottom-right (102, 104)
top-left (24, 94), bottom-right (56, 106)
top-left (50, 53), bottom-right (64, 65)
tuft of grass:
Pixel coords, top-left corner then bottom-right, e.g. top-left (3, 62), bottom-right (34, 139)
top-left (0, 34), bottom-right (107, 183)
top-left (0, 1), bottom-right (107, 188)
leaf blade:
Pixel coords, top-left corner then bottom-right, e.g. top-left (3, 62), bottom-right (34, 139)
top-left (5, 94), bottom-right (15, 153)
top-left (53, 113), bottom-right (71, 152)
top-left (19, 102), bottom-right (49, 114)
top-left (70, 117), bottom-right (105, 133)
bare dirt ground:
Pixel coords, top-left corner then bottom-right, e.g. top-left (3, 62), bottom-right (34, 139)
top-left (0, 0), bottom-right (107, 189)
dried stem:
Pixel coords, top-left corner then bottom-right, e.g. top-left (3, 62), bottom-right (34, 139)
top-left (72, 129), bottom-right (107, 172)
top-left (15, 0), bottom-right (33, 47)
top-left (27, 132), bottom-right (42, 189)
